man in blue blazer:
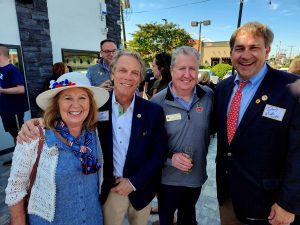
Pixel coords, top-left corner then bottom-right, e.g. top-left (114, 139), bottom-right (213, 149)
top-left (97, 50), bottom-right (167, 225)
top-left (215, 22), bottom-right (300, 225)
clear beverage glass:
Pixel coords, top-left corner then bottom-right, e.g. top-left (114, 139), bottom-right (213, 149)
top-left (182, 146), bottom-right (193, 174)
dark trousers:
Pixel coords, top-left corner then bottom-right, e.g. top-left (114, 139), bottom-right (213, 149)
top-left (158, 184), bottom-right (201, 225)
top-left (0, 112), bottom-right (24, 137)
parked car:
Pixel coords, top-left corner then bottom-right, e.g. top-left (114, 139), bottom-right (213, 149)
top-left (278, 68), bottom-right (288, 72)
top-left (223, 70), bottom-right (237, 79)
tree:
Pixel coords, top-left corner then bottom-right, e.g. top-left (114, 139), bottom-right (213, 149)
top-left (212, 63), bottom-right (232, 79)
top-left (127, 23), bottom-right (193, 65)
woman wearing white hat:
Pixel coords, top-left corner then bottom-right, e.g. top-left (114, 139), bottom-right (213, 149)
top-left (5, 72), bottom-right (109, 225)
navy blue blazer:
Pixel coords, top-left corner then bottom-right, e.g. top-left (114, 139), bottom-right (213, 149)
top-left (215, 66), bottom-right (300, 224)
top-left (97, 93), bottom-right (167, 210)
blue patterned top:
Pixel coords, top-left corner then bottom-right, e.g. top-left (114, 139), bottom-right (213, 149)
top-left (28, 129), bottom-right (103, 225)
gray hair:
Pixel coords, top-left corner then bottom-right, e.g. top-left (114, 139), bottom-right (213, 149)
top-left (109, 49), bottom-right (146, 80)
top-left (171, 46), bottom-right (200, 69)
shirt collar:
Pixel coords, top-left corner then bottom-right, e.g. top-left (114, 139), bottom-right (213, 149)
top-left (100, 58), bottom-right (110, 71)
top-left (112, 91), bottom-right (135, 112)
top-left (168, 82), bottom-right (196, 99)
top-left (234, 63), bottom-right (268, 86)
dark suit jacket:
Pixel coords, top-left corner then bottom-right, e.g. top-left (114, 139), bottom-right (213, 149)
top-left (97, 93), bottom-right (167, 210)
top-left (215, 66), bottom-right (300, 224)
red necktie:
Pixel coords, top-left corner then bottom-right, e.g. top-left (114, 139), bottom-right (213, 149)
top-left (227, 81), bottom-right (248, 144)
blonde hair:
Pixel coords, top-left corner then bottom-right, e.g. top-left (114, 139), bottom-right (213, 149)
top-left (43, 88), bottom-right (98, 130)
top-left (289, 58), bottom-right (300, 76)
top-left (230, 22), bottom-right (274, 51)
top-left (199, 71), bottom-right (211, 84)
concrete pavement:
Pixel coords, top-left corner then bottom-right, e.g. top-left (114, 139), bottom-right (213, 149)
top-left (0, 137), bottom-right (220, 225)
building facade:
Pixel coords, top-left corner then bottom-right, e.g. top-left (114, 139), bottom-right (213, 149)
top-left (193, 40), bottom-right (231, 66)
top-left (0, 0), bottom-right (121, 151)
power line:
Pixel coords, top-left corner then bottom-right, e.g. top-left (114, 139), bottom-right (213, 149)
top-left (130, 0), bottom-right (211, 14)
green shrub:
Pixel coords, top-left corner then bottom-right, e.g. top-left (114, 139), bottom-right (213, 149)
top-left (212, 64), bottom-right (232, 79)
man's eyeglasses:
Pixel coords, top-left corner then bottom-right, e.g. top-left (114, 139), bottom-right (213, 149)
top-left (101, 49), bottom-right (117, 54)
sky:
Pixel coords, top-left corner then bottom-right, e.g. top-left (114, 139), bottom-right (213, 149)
top-left (122, 0), bottom-right (300, 58)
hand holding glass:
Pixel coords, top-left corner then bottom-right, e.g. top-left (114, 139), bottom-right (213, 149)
top-left (182, 147), bottom-right (193, 173)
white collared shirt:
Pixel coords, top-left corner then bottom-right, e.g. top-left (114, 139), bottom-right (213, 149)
top-left (111, 91), bottom-right (135, 178)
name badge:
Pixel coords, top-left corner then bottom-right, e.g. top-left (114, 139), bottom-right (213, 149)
top-left (98, 110), bottom-right (109, 121)
top-left (262, 104), bottom-right (286, 121)
top-left (166, 113), bottom-right (181, 122)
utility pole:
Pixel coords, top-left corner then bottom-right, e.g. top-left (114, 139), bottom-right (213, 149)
top-left (120, 1), bottom-right (127, 48)
top-left (231, 0), bottom-right (243, 75)
top-left (288, 45), bottom-right (295, 59)
top-left (162, 19), bottom-right (167, 53)
top-left (237, 0), bottom-right (244, 28)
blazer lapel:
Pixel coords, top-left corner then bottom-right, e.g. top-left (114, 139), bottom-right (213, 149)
top-left (233, 71), bottom-right (274, 142)
top-left (99, 93), bottom-right (114, 163)
top-left (126, 96), bottom-right (145, 159)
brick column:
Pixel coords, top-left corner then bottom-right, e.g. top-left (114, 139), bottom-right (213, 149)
top-left (105, 0), bottom-right (121, 47)
top-left (15, 0), bottom-right (53, 117)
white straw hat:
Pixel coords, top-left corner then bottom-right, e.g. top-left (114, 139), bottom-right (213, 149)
top-left (36, 72), bottom-right (109, 110)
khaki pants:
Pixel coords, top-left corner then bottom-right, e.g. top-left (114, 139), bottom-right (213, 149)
top-left (219, 198), bottom-right (245, 225)
top-left (103, 191), bottom-right (151, 225)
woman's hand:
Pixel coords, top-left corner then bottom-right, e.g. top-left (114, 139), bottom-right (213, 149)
top-left (9, 199), bottom-right (26, 225)
top-left (17, 118), bottom-right (45, 144)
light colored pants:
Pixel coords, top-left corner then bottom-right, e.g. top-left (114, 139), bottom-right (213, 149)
top-left (219, 198), bottom-right (246, 225)
top-left (103, 191), bottom-right (151, 225)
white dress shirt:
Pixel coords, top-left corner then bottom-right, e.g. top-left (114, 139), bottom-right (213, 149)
top-left (111, 92), bottom-right (135, 178)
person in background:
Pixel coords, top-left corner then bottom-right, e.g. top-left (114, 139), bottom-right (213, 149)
top-left (288, 58), bottom-right (300, 225)
top-left (0, 44), bottom-right (29, 166)
top-left (86, 39), bottom-right (117, 91)
top-left (288, 58), bottom-right (300, 75)
top-left (5, 72), bottom-right (109, 225)
top-left (151, 52), bottom-right (172, 96)
top-left (43, 62), bottom-right (69, 91)
top-left (151, 46), bottom-right (214, 225)
top-left (198, 71), bottom-right (215, 92)
top-left (215, 21), bottom-right (300, 225)
top-left (67, 65), bottom-right (73, 72)
top-left (143, 68), bottom-right (157, 99)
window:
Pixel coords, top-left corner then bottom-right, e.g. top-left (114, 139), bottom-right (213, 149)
top-left (61, 49), bottom-right (99, 75)
top-left (7, 45), bottom-right (25, 75)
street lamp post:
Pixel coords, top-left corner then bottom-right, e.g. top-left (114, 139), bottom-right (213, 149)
top-left (191, 20), bottom-right (211, 65)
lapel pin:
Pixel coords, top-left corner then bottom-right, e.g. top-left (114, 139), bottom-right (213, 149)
top-left (137, 114), bottom-right (141, 118)
top-left (261, 95), bottom-right (268, 101)
top-left (196, 105), bottom-right (203, 113)
top-left (255, 99), bottom-right (261, 104)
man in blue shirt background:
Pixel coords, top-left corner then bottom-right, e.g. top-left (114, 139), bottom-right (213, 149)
top-left (0, 44), bottom-right (29, 166)
top-left (86, 39), bottom-right (117, 90)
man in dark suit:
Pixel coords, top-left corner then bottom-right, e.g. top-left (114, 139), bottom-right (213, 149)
top-left (215, 22), bottom-right (300, 225)
top-left (97, 50), bottom-right (167, 225)
top-left (17, 50), bottom-right (167, 225)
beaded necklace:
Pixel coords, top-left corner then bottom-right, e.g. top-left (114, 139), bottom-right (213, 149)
top-left (55, 120), bottom-right (100, 175)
